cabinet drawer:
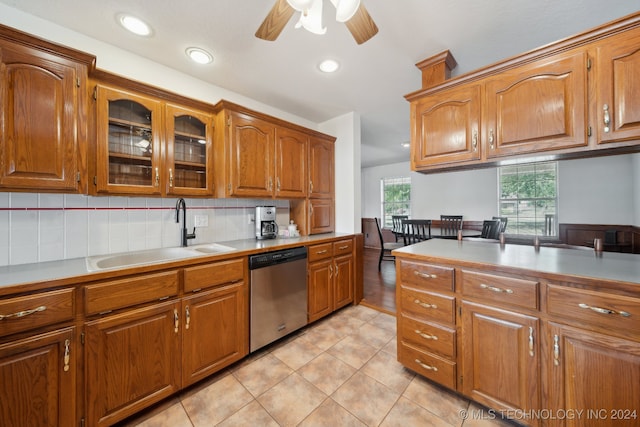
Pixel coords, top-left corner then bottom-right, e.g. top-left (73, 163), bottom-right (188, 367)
top-left (547, 284), bottom-right (640, 338)
top-left (308, 243), bottom-right (333, 262)
top-left (332, 239), bottom-right (353, 257)
top-left (461, 270), bottom-right (538, 310)
top-left (85, 270), bottom-right (179, 315)
top-left (398, 341), bottom-right (456, 390)
top-left (399, 260), bottom-right (454, 292)
top-left (184, 258), bottom-right (245, 292)
top-left (0, 288), bottom-right (75, 337)
top-left (399, 315), bottom-right (456, 359)
top-left (399, 286), bottom-right (455, 324)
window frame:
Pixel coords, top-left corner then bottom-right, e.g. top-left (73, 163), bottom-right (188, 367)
top-left (497, 161), bottom-right (559, 237)
top-left (380, 176), bottom-right (411, 229)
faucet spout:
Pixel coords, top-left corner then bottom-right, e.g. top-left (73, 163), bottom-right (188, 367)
top-left (175, 198), bottom-right (196, 247)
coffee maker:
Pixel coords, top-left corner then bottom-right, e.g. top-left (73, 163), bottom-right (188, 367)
top-left (255, 206), bottom-right (278, 239)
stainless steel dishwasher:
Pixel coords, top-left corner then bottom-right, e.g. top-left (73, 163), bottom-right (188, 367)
top-left (249, 246), bottom-right (308, 352)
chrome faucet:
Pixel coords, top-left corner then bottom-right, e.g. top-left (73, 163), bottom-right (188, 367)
top-left (175, 198), bottom-right (196, 247)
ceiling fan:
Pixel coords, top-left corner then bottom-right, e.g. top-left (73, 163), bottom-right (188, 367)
top-left (256, 0), bottom-right (378, 45)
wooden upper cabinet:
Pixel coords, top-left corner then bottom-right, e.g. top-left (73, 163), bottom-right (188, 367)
top-left (410, 83), bottom-right (481, 168)
top-left (226, 110), bottom-right (275, 198)
top-left (0, 30), bottom-right (94, 192)
top-left (165, 103), bottom-right (214, 196)
top-left (484, 50), bottom-right (588, 159)
top-left (594, 26), bottom-right (640, 146)
top-left (94, 85), bottom-right (163, 195)
top-left (308, 135), bottom-right (334, 198)
top-left (275, 126), bottom-right (308, 198)
top-left (92, 78), bottom-right (215, 197)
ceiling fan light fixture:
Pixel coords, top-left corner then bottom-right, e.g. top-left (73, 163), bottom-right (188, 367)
top-left (117, 14), bottom-right (153, 36)
top-left (333, 0), bottom-right (361, 22)
top-left (186, 47), bottom-right (213, 64)
top-left (294, 0), bottom-right (327, 35)
top-left (318, 59), bottom-right (340, 73)
top-left (286, 0), bottom-right (314, 11)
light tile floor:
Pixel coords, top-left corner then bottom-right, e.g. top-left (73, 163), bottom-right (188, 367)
top-left (118, 305), bottom-right (519, 427)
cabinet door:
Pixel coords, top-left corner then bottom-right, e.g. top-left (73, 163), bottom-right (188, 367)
top-left (594, 26), bottom-right (640, 146)
top-left (333, 254), bottom-right (354, 310)
top-left (308, 136), bottom-right (334, 198)
top-left (308, 259), bottom-right (333, 323)
top-left (410, 83), bottom-right (481, 168)
top-left (461, 301), bottom-right (540, 422)
top-left (0, 327), bottom-right (75, 427)
top-left (165, 103), bottom-right (214, 196)
top-left (228, 111), bottom-right (275, 197)
top-left (484, 50), bottom-right (588, 158)
top-left (275, 127), bottom-right (307, 198)
top-left (309, 198), bottom-right (334, 234)
top-left (84, 301), bottom-right (180, 427)
top-left (0, 42), bottom-right (83, 191)
top-left (544, 322), bottom-right (640, 427)
top-left (94, 85), bottom-right (163, 195)
top-left (182, 282), bottom-right (248, 386)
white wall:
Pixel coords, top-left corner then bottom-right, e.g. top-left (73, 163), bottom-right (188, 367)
top-left (362, 154), bottom-right (639, 225)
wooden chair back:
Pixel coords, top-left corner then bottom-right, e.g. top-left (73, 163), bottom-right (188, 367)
top-left (440, 215), bottom-right (463, 231)
top-left (402, 219), bottom-right (432, 245)
top-left (481, 219), bottom-right (502, 239)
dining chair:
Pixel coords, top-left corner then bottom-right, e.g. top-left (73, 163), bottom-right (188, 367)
top-left (402, 219), bottom-right (432, 245)
top-left (375, 217), bottom-right (404, 271)
top-left (492, 216), bottom-right (508, 233)
top-left (481, 219), bottom-right (502, 239)
top-left (440, 215), bottom-right (463, 231)
top-left (391, 215), bottom-right (408, 242)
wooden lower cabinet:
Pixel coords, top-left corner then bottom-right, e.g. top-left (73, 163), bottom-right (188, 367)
top-left (181, 281), bottom-right (247, 386)
top-left (461, 301), bottom-right (541, 425)
top-left (84, 300), bottom-right (181, 427)
top-left (544, 322), bottom-right (640, 427)
top-left (307, 239), bottom-right (354, 322)
top-left (0, 327), bottom-right (76, 427)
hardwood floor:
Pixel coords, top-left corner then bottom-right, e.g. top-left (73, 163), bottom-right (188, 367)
top-left (360, 247), bottom-right (396, 314)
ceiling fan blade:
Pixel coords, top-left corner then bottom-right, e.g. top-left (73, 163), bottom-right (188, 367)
top-left (255, 0), bottom-right (295, 41)
top-left (345, 3), bottom-right (378, 45)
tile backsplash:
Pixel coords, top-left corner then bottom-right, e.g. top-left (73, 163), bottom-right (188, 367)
top-left (0, 193), bottom-right (289, 267)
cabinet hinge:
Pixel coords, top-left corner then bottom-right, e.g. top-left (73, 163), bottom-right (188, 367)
top-left (81, 332), bottom-right (85, 345)
top-left (226, 117), bottom-right (231, 127)
top-left (76, 77), bottom-right (81, 87)
top-left (587, 126), bottom-right (592, 137)
top-left (587, 58), bottom-right (592, 70)
top-left (76, 172), bottom-right (81, 183)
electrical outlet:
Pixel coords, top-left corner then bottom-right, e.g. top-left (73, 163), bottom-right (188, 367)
top-left (194, 215), bottom-right (208, 228)
top-left (248, 213), bottom-right (255, 224)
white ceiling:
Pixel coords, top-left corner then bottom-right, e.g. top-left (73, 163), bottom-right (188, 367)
top-left (1, 0), bottom-right (638, 167)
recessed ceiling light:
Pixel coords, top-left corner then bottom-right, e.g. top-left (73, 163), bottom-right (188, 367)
top-left (186, 47), bottom-right (213, 65)
top-left (318, 59), bottom-right (339, 73)
top-left (117, 14), bottom-right (152, 36)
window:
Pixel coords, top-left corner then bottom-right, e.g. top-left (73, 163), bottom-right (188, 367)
top-left (498, 162), bottom-right (558, 236)
top-left (381, 176), bottom-right (411, 228)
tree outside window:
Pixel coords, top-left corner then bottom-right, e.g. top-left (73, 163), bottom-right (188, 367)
top-left (498, 162), bottom-right (558, 236)
top-left (381, 177), bottom-right (411, 228)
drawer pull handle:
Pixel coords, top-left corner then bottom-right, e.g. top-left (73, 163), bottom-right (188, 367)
top-left (414, 359), bottom-right (438, 371)
top-left (413, 299), bottom-right (437, 309)
top-left (173, 309), bottom-right (179, 333)
top-left (316, 249), bottom-right (328, 254)
top-left (0, 305), bottom-right (47, 320)
top-left (578, 303), bottom-right (630, 317)
top-left (338, 245), bottom-right (349, 250)
top-left (63, 339), bottom-right (71, 372)
top-left (553, 334), bottom-right (560, 366)
top-left (414, 271), bottom-right (437, 279)
top-left (603, 104), bottom-right (610, 133)
top-left (528, 326), bottom-right (534, 357)
top-left (185, 306), bottom-right (191, 330)
top-left (414, 330), bottom-right (438, 340)
top-left (479, 283), bottom-right (513, 294)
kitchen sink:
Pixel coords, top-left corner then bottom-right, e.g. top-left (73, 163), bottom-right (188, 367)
top-left (86, 247), bottom-right (199, 271)
top-left (188, 243), bottom-right (236, 254)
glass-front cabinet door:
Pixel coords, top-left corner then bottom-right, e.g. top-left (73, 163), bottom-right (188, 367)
top-left (165, 104), bottom-right (213, 196)
top-left (95, 85), bottom-right (162, 195)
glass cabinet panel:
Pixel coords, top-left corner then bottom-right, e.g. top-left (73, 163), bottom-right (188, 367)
top-left (108, 99), bottom-right (154, 186)
top-left (172, 115), bottom-right (207, 190)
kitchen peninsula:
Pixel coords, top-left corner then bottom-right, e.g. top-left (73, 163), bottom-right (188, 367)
top-left (394, 239), bottom-right (639, 426)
